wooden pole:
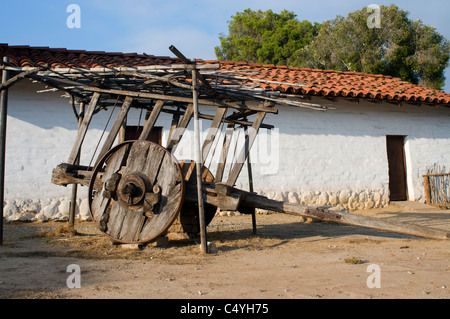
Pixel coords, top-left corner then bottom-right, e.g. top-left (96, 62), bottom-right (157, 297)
top-left (0, 57), bottom-right (10, 245)
top-left (240, 193), bottom-right (450, 240)
top-left (192, 64), bottom-right (208, 253)
top-left (244, 125), bottom-right (257, 235)
top-left (423, 175), bottom-right (432, 204)
top-left (69, 101), bottom-right (85, 227)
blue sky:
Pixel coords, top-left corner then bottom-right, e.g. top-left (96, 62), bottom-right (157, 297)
top-left (2, 0), bottom-right (449, 91)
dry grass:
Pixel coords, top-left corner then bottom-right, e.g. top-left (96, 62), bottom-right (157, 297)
top-left (344, 256), bottom-right (364, 264)
top-left (34, 224), bottom-right (79, 238)
top-left (13, 215), bottom-right (299, 265)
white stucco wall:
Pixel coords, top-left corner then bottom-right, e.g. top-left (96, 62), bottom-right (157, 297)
top-left (240, 99), bottom-right (450, 210)
top-left (3, 80), bottom-right (450, 220)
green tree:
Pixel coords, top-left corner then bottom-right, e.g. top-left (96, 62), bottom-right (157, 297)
top-left (295, 5), bottom-right (449, 90)
top-left (215, 9), bottom-right (320, 66)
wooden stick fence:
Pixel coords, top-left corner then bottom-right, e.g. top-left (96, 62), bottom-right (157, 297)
top-left (423, 172), bottom-right (450, 207)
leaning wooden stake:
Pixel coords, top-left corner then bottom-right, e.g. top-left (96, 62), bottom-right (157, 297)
top-left (192, 64), bottom-right (208, 253)
top-left (69, 101), bottom-right (85, 227)
top-left (241, 193), bottom-right (450, 240)
top-left (0, 57), bottom-right (10, 245)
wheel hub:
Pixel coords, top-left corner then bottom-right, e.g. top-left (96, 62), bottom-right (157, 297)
top-left (117, 173), bottom-right (147, 207)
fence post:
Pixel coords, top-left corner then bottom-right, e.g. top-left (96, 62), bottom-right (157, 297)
top-left (423, 175), bottom-right (431, 204)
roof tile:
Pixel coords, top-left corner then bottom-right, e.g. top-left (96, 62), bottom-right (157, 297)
top-left (1, 44), bottom-right (450, 105)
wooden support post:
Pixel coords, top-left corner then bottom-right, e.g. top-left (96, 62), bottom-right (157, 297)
top-left (423, 175), bottom-right (432, 204)
top-left (119, 115), bottom-right (127, 143)
top-left (244, 125), bottom-right (257, 235)
top-left (215, 123), bottom-right (234, 182)
top-left (95, 96), bottom-right (133, 164)
top-left (0, 57), bottom-right (10, 245)
top-left (69, 101), bottom-right (85, 226)
top-left (226, 111), bottom-right (266, 186)
top-left (166, 109), bottom-right (180, 147)
top-left (201, 107), bottom-right (227, 163)
top-left (166, 103), bottom-right (194, 153)
top-left (68, 92), bottom-right (101, 165)
top-left (192, 66), bottom-right (208, 253)
top-left (139, 100), bottom-right (164, 141)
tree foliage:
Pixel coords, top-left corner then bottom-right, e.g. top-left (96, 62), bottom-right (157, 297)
top-left (216, 6), bottom-right (450, 90)
top-left (215, 9), bottom-right (320, 66)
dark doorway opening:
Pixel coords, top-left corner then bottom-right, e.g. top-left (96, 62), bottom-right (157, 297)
top-left (123, 125), bottom-right (162, 145)
top-left (386, 135), bottom-right (408, 201)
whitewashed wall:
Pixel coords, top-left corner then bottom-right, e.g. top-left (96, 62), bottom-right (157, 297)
top-left (241, 99), bottom-right (450, 211)
top-left (4, 81), bottom-right (450, 221)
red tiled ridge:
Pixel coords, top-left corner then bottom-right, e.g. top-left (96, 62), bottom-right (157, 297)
top-left (215, 60), bottom-right (450, 106)
top-left (1, 44), bottom-right (449, 106)
top-left (0, 44), bottom-right (181, 68)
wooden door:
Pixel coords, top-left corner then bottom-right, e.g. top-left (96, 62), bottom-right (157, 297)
top-left (386, 135), bottom-right (407, 201)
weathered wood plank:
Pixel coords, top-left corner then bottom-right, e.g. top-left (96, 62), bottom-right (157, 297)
top-left (119, 209), bottom-right (146, 242)
top-left (82, 84), bottom-right (278, 114)
top-left (226, 111), bottom-right (266, 186)
top-left (215, 123), bottom-right (234, 182)
top-left (201, 107), bottom-right (227, 163)
top-left (139, 100), bottom-right (164, 141)
top-left (166, 103), bottom-right (194, 152)
top-left (140, 183), bottom-right (182, 240)
top-left (142, 143), bottom-right (166, 186)
top-left (106, 202), bottom-right (126, 239)
top-left (68, 92), bottom-right (100, 164)
top-left (110, 141), bottom-right (152, 241)
top-left (238, 191), bottom-right (450, 240)
top-left (139, 151), bottom-right (182, 241)
top-left (95, 96), bottom-right (133, 165)
top-left (51, 166), bottom-right (100, 188)
top-left (166, 111), bottom-right (180, 146)
top-left (91, 143), bottom-right (130, 223)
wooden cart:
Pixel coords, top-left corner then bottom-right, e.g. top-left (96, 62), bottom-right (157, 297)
top-left (2, 47), bottom-right (448, 250)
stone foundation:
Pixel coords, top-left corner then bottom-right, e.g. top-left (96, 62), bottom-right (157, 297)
top-left (3, 188), bottom-right (390, 222)
top-left (3, 197), bottom-right (91, 222)
top-left (262, 188), bottom-right (390, 211)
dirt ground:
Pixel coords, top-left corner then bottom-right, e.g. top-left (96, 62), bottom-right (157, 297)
top-left (0, 204), bottom-right (449, 300)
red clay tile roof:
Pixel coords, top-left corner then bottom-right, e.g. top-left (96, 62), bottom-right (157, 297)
top-left (1, 44), bottom-right (450, 106)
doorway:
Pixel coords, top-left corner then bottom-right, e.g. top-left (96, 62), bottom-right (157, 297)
top-left (123, 125), bottom-right (162, 145)
top-left (386, 135), bottom-right (408, 201)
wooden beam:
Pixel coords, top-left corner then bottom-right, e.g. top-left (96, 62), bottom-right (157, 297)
top-left (199, 112), bottom-right (274, 129)
top-left (95, 96), bottom-right (133, 165)
top-left (81, 86), bottom-right (278, 114)
top-left (215, 123), bottom-right (234, 183)
top-left (169, 45), bottom-right (216, 96)
top-left (118, 115), bottom-right (127, 143)
top-left (0, 68), bottom-right (41, 92)
top-left (226, 111), bottom-right (266, 186)
top-left (166, 103), bottom-right (194, 152)
top-left (166, 109), bottom-right (180, 146)
top-left (240, 192), bottom-right (450, 240)
top-left (201, 107), bottom-right (227, 163)
top-left (139, 100), bottom-right (164, 141)
top-left (67, 92), bottom-right (101, 164)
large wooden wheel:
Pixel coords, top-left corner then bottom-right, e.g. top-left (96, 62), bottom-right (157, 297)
top-left (88, 140), bottom-right (184, 244)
